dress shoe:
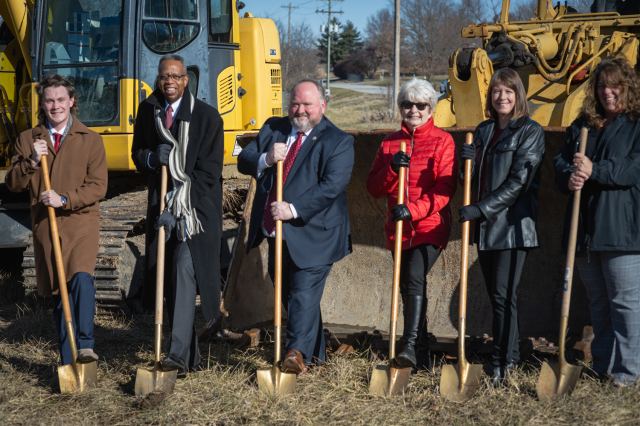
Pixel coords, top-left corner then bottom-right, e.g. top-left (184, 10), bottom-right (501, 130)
top-left (162, 354), bottom-right (186, 374)
top-left (77, 348), bottom-right (99, 363)
top-left (490, 366), bottom-right (502, 388)
top-left (281, 349), bottom-right (307, 374)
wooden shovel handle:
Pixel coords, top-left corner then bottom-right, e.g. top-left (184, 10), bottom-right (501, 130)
top-left (274, 161), bottom-right (283, 328)
top-left (274, 161), bottom-right (284, 364)
top-left (459, 133), bottom-right (473, 323)
top-left (41, 156), bottom-right (72, 324)
top-left (155, 166), bottom-right (168, 326)
top-left (561, 127), bottom-right (588, 318)
top-left (457, 133), bottom-right (474, 363)
top-left (389, 142), bottom-right (407, 359)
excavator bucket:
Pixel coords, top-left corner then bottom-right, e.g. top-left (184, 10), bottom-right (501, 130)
top-left (223, 128), bottom-right (591, 343)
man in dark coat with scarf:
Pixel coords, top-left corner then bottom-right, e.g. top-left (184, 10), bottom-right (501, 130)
top-left (131, 54), bottom-right (224, 376)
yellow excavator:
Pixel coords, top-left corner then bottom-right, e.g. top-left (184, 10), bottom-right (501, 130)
top-left (0, 0), bottom-right (282, 310)
top-left (434, 0), bottom-right (639, 128)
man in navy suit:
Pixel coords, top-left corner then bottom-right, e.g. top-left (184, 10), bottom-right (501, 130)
top-left (238, 79), bottom-right (354, 373)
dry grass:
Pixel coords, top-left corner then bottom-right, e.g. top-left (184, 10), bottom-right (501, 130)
top-left (325, 88), bottom-right (400, 132)
top-left (2, 271), bottom-right (640, 425)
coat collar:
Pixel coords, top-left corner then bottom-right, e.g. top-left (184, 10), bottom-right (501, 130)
top-left (283, 116), bottom-right (329, 186)
top-left (478, 115), bottom-right (528, 146)
top-left (401, 116), bottom-right (435, 138)
top-left (32, 116), bottom-right (90, 156)
top-left (148, 88), bottom-right (193, 122)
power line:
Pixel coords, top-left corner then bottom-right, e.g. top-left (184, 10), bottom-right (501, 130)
top-left (282, 3), bottom-right (300, 45)
top-left (316, 0), bottom-right (344, 99)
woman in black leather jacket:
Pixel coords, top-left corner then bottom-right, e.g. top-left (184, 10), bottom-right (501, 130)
top-left (459, 68), bottom-right (545, 387)
top-left (554, 59), bottom-right (640, 387)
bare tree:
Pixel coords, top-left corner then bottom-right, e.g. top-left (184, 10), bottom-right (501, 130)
top-left (401, 0), bottom-right (476, 79)
top-left (364, 8), bottom-right (396, 71)
top-left (276, 20), bottom-right (319, 92)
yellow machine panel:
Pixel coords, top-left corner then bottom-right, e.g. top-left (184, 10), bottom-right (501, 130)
top-left (239, 15), bottom-right (283, 133)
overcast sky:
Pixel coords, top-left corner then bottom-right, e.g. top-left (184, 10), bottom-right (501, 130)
top-left (240, 0), bottom-right (537, 38)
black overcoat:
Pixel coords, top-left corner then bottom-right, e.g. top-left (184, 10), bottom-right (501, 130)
top-left (131, 88), bottom-right (223, 320)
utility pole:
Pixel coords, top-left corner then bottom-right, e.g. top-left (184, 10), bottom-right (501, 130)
top-left (316, 0), bottom-right (344, 101)
top-left (392, 0), bottom-right (401, 118)
top-left (281, 3), bottom-right (299, 45)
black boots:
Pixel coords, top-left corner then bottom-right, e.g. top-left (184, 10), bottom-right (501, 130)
top-left (396, 295), bottom-right (424, 369)
top-left (414, 295), bottom-right (431, 372)
top-left (490, 363), bottom-right (515, 388)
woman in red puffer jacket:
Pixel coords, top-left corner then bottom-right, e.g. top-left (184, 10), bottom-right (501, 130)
top-left (367, 78), bottom-right (457, 372)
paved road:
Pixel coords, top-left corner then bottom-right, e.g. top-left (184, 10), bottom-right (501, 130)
top-left (330, 83), bottom-right (388, 95)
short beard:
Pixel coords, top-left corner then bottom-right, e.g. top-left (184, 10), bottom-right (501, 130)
top-left (290, 114), bottom-right (318, 133)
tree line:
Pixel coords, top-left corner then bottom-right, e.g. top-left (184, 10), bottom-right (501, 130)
top-left (274, 0), bottom-right (593, 91)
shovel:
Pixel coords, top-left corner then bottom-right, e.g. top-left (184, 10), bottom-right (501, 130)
top-left (257, 160), bottom-right (297, 395)
top-left (370, 141), bottom-right (412, 396)
top-left (135, 165), bottom-right (178, 397)
top-left (41, 155), bottom-right (98, 393)
top-left (537, 128), bottom-right (587, 402)
top-left (440, 132), bottom-right (483, 403)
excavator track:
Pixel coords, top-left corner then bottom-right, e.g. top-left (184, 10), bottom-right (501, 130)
top-left (21, 185), bottom-right (148, 313)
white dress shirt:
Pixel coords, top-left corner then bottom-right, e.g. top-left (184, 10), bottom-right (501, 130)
top-left (259, 127), bottom-right (312, 238)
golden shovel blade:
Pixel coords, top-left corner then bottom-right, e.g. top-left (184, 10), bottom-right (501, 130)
top-left (58, 361), bottom-right (98, 393)
top-left (440, 363), bottom-right (483, 403)
top-left (536, 361), bottom-right (582, 402)
top-left (257, 365), bottom-right (297, 396)
top-left (135, 362), bottom-right (178, 398)
top-left (369, 363), bottom-right (412, 396)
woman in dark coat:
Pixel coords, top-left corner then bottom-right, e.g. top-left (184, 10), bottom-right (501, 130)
top-left (459, 68), bottom-right (545, 387)
top-left (554, 58), bottom-right (640, 387)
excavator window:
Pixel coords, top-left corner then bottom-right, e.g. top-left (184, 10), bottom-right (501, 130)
top-left (142, 0), bottom-right (200, 53)
top-left (41, 0), bottom-right (122, 126)
top-left (209, 0), bottom-right (231, 43)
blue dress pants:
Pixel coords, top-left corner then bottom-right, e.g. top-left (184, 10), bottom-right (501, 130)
top-left (267, 238), bottom-right (332, 365)
top-left (52, 272), bottom-right (96, 366)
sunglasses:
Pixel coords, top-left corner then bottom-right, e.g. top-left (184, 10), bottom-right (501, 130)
top-left (401, 101), bottom-right (429, 111)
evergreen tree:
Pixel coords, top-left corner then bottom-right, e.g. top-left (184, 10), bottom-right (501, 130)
top-left (335, 21), bottom-right (364, 61)
top-left (317, 17), bottom-right (342, 67)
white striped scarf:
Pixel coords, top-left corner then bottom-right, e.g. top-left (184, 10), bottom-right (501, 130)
top-left (154, 93), bottom-right (203, 240)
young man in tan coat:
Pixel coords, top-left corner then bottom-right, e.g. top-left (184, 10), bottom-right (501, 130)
top-left (6, 73), bottom-right (108, 365)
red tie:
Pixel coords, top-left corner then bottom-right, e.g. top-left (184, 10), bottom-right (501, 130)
top-left (165, 105), bottom-right (173, 129)
top-left (53, 133), bottom-right (62, 153)
top-left (263, 132), bottom-right (305, 235)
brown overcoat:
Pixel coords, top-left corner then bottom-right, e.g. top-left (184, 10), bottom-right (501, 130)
top-left (5, 119), bottom-right (108, 295)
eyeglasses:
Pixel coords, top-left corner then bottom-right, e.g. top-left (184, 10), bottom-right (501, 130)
top-left (401, 101), bottom-right (429, 111)
top-left (158, 74), bottom-right (187, 82)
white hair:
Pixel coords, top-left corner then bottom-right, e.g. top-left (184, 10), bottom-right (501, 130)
top-left (397, 78), bottom-right (438, 113)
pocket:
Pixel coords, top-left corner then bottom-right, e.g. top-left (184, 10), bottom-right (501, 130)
top-left (497, 138), bottom-right (518, 152)
top-left (324, 214), bottom-right (344, 230)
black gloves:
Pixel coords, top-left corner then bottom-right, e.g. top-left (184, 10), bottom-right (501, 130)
top-left (149, 143), bottom-right (172, 168)
top-left (391, 151), bottom-right (411, 174)
top-left (459, 143), bottom-right (476, 167)
top-left (458, 205), bottom-right (482, 223)
top-left (155, 210), bottom-right (176, 241)
top-left (391, 204), bottom-right (412, 223)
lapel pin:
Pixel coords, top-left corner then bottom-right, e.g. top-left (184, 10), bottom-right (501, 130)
top-left (313, 136), bottom-right (317, 140)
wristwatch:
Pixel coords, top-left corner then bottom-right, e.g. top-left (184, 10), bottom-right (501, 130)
top-left (61, 196), bottom-right (68, 209)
